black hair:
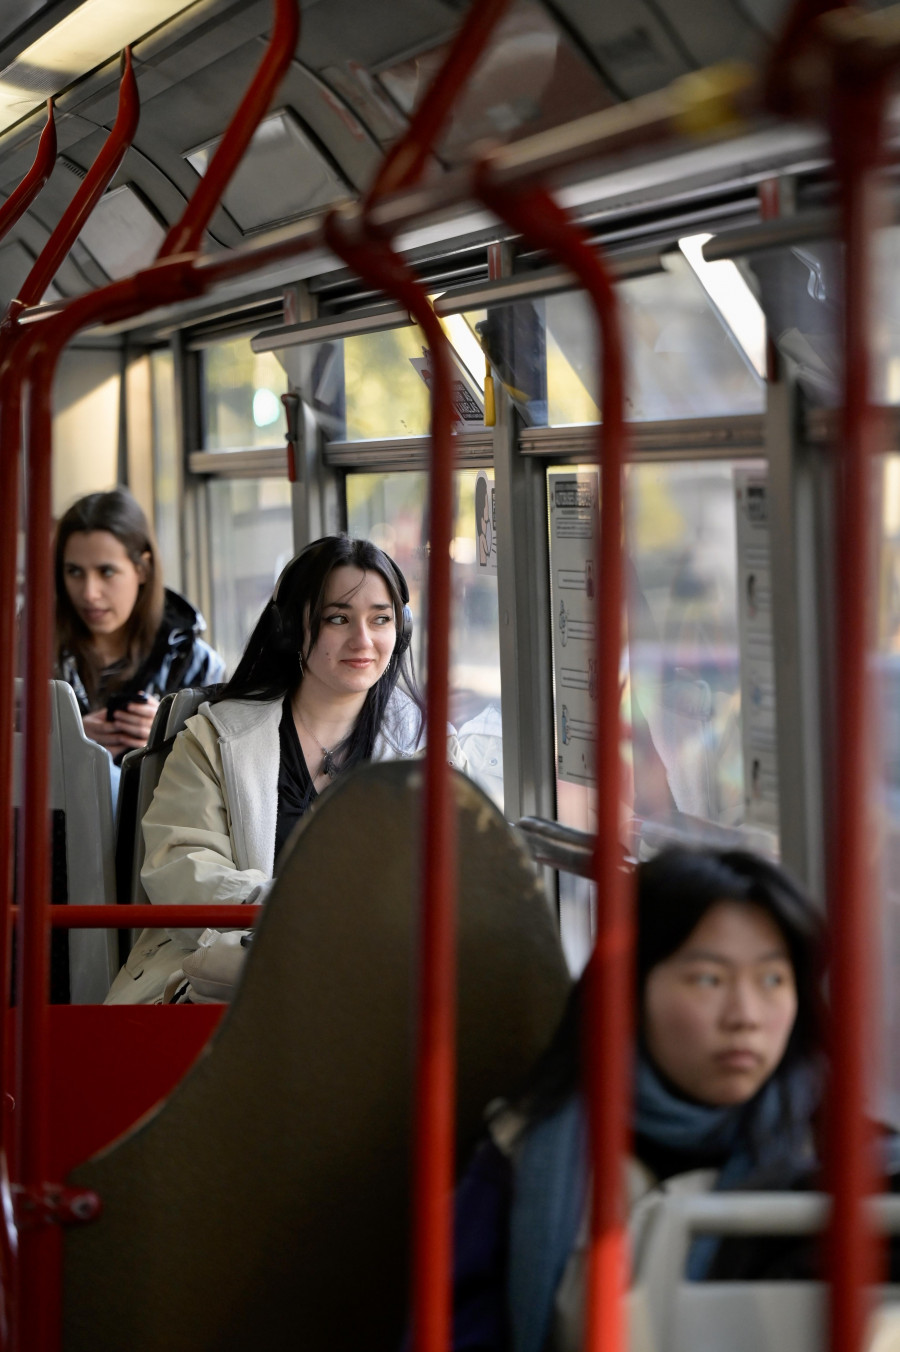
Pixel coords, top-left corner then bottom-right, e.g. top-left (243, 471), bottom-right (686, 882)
top-left (211, 534), bottom-right (424, 770)
top-left (54, 487), bottom-right (164, 706)
top-left (475, 474), bottom-right (488, 523)
top-left (516, 846), bottom-right (826, 1140)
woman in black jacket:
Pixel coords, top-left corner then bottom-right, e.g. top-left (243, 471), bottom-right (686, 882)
top-left (53, 486), bottom-right (225, 761)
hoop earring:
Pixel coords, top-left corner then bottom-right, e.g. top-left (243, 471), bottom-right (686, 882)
top-left (298, 651), bottom-right (304, 678)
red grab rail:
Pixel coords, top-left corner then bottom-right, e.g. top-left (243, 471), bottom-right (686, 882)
top-left (475, 169), bottom-right (632, 1352)
top-left (324, 209), bottom-right (459, 1352)
top-left (762, 5), bottom-right (900, 1349)
top-left (1, 5), bottom-right (301, 1346)
top-left (0, 102), bottom-right (57, 246)
top-left (157, 0), bottom-right (299, 257)
top-left (364, 0), bottom-right (511, 207)
top-left (9, 49), bottom-right (139, 319)
top-left (0, 53), bottom-right (142, 1266)
top-left (824, 40), bottom-right (894, 1352)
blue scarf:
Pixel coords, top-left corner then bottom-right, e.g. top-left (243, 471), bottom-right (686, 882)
top-left (634, 1055), bottom-right (818, 1277)
top-left (507, 1055), bottom-right (821, 1352)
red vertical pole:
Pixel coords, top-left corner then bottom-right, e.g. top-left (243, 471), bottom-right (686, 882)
top-left (323, 212), bottom-right (458, 1352)
top-left (352, 5), bottom-right (514, 1346)
top-left (475, 172), bottom-right (631, 1352)
top-left (826, 59), bottom-right (891, 1352)
top-left (16, 339), bottom-right (59, 1352)
top-left (0, 358), bottom-right (23, 1346)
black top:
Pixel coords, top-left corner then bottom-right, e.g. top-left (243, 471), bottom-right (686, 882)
top-left (275, 694), bottom-right (318, 863)
top-left (633, 1131), bottom-right (731, 1184)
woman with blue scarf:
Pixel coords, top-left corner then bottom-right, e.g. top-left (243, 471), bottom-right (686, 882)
top-left (448, 846), bottom-right (829, 1352)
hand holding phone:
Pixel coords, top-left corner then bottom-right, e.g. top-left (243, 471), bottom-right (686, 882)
top-left (106, 690), bottom-right (149, 722)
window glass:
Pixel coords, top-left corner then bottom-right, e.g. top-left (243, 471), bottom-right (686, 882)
top-left (150, 348), bottom-right (181, 594)
top-left (747, 226), bottom-right (900, 406)
top-left (549, 459), bottom-right (776, 972)
top-left (347, 469), bottom-right (503, 809)
top-left (307, 315), bottom-right (488, 444)
top-left (201, 336), bottom-right (288, 450)
top-left (477, 256), bottom-right (766, 431)
top-left (207, 479), bottom-right (294, 673)
top-left (343, 326), bottom-right (431, 440)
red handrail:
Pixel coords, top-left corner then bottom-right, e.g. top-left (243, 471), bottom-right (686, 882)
top-left (37, 905), bottom-right (263, 929)
top-left (824, 41), bottom-right (894, 1352)
top-left (157, 0), bottom-right (299, 258)
top-left (355, 4), bottom-right (516, 1345)
top-left (323, 208), bottom-right (458, 1352)
top-left (761, 7), bottom-right (899, 1350)
top-left (0, 102), bottom-right (57, 246)
top-left (364, 0), bottom-right (512, 207)
top-left (10, 49), bottom-right (139, 318)
top-left (4, 9), bottom-right (302, 1348)
top-left (475, 169), bottom-right (631, 1352)
top-left (0, 43), bottom-right (140, 1081)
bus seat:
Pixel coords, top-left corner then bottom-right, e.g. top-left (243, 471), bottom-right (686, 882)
top-left (63, 760), bottom-right (571, 1352)
top-left (14, 680), bottom-right (117, 1003)
top-left (632, 1190), bottom-right (900, 1352)
top-left (114, 687), bottom-right (207, 939)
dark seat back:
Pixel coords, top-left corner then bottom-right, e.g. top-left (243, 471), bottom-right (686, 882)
top-left (14, 681), bottom-right (117, 1002)
top-left (64, 761), bottom-right (571, 1352)
top-left (114, 688), bottom-right (207, 956)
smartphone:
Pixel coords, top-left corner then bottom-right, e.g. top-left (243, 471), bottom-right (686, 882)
top-left (106, 691), bottom-right (149, 722)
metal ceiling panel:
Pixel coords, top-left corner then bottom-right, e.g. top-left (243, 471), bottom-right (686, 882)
top-left (184, 109), bottom-right (350, 233)
top-left (76, 182), bottom-right (166, 279)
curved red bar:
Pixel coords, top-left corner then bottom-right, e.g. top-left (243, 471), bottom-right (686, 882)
top-left (43, 904), bottom-right (263, 929)
top-left (324, 207), bottom-right (457, 1352)
top-left (14, 50), bottom-right (139, 314)
top-left (0, 102), bottom-right (56, 247)
top-left (364, 0), bottom-right (511, 207)
top-left (158, 0), bottom-right (299, 258)
top-left (764, 0), bottom-right (851, 117)
top-left (476, 169), bottom-right (632, 1352)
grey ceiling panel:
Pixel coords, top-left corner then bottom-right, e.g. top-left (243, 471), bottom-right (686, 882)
top-left (77, 183), bottom-right (166, 279)
top-left (184, 108), bottom-right (350, 232)
top-left (299, 0), bottom-right (458, 72)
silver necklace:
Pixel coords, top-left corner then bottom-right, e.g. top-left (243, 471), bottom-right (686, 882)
top-left (294, 708), bottom-right (338, 778)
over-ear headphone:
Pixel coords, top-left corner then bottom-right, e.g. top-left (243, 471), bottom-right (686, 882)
top-left (271, 537), bottom-right (413, 656)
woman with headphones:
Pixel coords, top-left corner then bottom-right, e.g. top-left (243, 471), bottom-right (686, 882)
top-left (106, 535), bottom-right (465, 1004)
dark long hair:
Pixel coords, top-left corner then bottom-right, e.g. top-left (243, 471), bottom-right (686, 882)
top-left (518, 847), bottom-right (826, 1135)
top-left (53, 488), bottom-right (164, 706)
top-left (212, 535), bottom-right (424, 768)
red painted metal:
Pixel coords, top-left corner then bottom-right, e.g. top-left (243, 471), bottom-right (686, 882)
top-left (41, 1005), bottom-right (224, 1180)
top-left (0, 102), bottom-right (57, 246)
top-left (364, 0), bottom-right (512, 206)
top-left (476, 169), bottom-right (631, 1352)
top-left (0, 52), bottom-right (140, 1208)
top-left (13, 1185), bottom-right (100, 1231)
top-left (824, 52), bottom-right (893, 1352)
top-left (3, 8), bottom-right (302, 1336)
top-left (0, 358), bottom-right (24, 1342)
top-left (10, 50), bottom-right (139, 318)
top-left (41, 905), bottom-right (262, 929)
top-left (764, 0), bottom-right (851, 118)
top-left (323, 209), bottom-right (458, 1352)
top-left (158, 0), bottom-right (300, 257)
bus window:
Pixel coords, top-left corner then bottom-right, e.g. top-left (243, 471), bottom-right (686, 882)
top-left (207, 479), bottom-right (294, 674)
top-left (201, 335), bottom-right (288, 451)
top-left (347, 469), bottom-right (503, 809)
